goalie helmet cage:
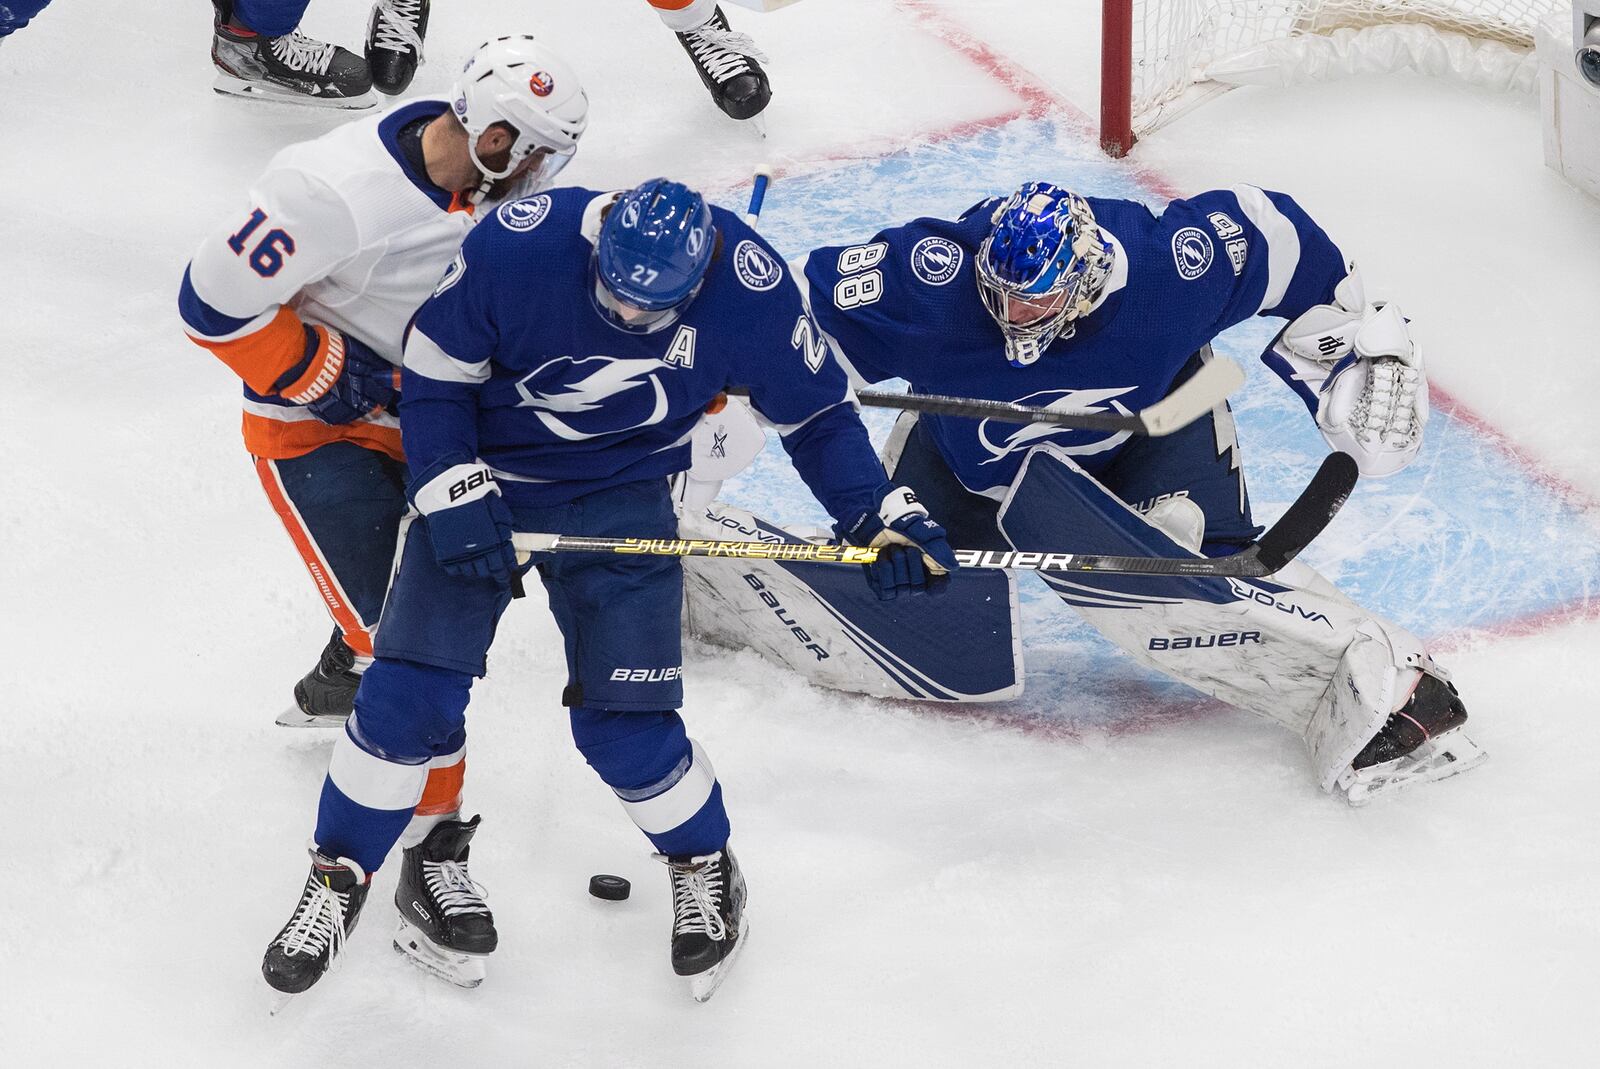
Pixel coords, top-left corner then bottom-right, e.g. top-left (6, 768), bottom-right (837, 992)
top-left (1099, 0), bottom-right (1565, 156)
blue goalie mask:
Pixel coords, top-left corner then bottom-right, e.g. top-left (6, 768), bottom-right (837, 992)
top-left (975, 182), bottom-right (1115, 368)
top-left (592, 178), bottom-right (716, 334)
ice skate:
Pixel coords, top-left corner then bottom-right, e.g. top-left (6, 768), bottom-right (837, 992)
top-left (211, 2), bottom-right (375, 110)
top-left (262, 849), bottom-right (369, 1012)
top-left (1338, 673), bottom-right (1487, 805)
top-left (365, 0), bottom-right (428, 96)
top-left (675, 6), bottom-right (771, 129)
top-left (277, 630), bottom-right (359, 728)
top-left (659, 846), bottom-right (748, 1003)
top-left (393, 815), bottom-right (497, 988)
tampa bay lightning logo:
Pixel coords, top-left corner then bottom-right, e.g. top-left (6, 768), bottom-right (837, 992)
top-left (977, 386), bottom-right (1137, 464)
top-left (1171, 227), bottom-right (1214, 281)
top-left (498, 195), bottom-right (552, 232)
top-left (733, 239), bottom-right (782, 291)
top-left (514, 355), bottom-right (670, 441)
top-left (909, 236), bottom-right (962, 286)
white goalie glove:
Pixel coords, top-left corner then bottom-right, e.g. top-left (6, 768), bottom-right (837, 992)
top-left (1271, 265), bottom-right (1428, 478)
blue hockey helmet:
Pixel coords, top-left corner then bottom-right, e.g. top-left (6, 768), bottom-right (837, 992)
top-left (592, 178), bottom-right (716, 334)
top-left (975, 182), bottom-right (1115, 368)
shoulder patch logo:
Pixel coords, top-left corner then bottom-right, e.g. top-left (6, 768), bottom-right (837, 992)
top-left (733, 239), bottom-right (783, 292)
top-left (1171, 227), bottom-right (1214, 281)
top-left (498, 195), bottom-right (552, 232)
top-left (910, 236), bottom-right (963, 286)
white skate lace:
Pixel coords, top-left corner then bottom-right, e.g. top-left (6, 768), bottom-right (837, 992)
top-left (270, 31), bottom-right (336, 75)
top-left (276, 871), bottom-right (351, 958)
top-left (668, 857), bottom-right (727, 941)
top-left (371, 0), bottom-right (424, 55)
top-left (1352, 357), bottom-right (1421, 446)
top-left (683, 25), bottom-right (769, 83)
top-left (422, 859), bottom-right (491, 916)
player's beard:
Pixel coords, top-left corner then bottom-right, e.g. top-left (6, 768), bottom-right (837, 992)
top-left (472, 148), bottom-right (545, 202)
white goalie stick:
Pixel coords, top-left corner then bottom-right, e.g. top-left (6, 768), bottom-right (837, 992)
top-left (512, 452), bottom-right (1358, 578)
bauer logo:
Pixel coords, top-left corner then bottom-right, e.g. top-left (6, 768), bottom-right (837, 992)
top-left (497, 195), bottom-right (552, 232)
top-left (1148, 631), bottom-right (1262, 651)
top-left (733, 239), bottom-right (783, 291)
top-left (528, 70), bottom-right (555, 97)
top-left (910, 236), bottom-right (963, 286)
top-left (1171, 227), bottom-right (1214, 281)
top-left (608, 666), bottom-right (683, 683)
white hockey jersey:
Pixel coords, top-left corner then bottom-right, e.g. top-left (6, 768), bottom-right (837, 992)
top-left (179, 99), bottom-right (483, 460)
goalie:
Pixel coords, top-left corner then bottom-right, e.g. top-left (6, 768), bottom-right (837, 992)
top-left (775, 180), bottom-right (1484, 804)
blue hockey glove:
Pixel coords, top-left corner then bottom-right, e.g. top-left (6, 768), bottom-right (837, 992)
top-left (408, 458), bottom-right (521, 586)
top-left (838, 486), bottom-right (959, 601)
top-left (274, 325), bottom-right (399, 426)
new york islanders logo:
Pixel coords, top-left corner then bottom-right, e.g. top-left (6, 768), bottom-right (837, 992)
top-left (1171, 227), bottom-right (1214, 281)
top-left (910, 236), bottom-right (962, 286)
top-left (514, 355), bottom-right (670, 441)
top-left (529, 70), bottom-right (556, 97)
top-left (977, 386), bottom-right (1137, 464)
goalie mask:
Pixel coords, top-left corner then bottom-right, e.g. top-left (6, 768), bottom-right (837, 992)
top-left (976, 182), bottom-right (1115, 368)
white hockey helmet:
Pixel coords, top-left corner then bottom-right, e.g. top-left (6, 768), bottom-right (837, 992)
top-left (451, 35), bottom-right (589, 181)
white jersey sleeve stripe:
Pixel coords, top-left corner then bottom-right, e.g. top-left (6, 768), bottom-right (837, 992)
top-left (404, 326), bottom-right (491, 384)
top-left (1229, 185), bottom-right (1301, 315)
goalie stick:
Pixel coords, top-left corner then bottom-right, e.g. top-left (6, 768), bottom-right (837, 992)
top-left (511, 452), bottom-right (1357, 578)
top-left (727, 356), bottom-right (1244, 437)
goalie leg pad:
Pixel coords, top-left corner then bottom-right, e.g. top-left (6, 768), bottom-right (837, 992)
top-left (998, 445), bottom-right (1450, 783)
top-left (680, 500), bottom-right (1022, 701)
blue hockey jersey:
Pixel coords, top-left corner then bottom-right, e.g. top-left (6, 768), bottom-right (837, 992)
top-left (404, 187), bottom-right (889, 522)
top-left (804, 186), bottom-right (1348, 497)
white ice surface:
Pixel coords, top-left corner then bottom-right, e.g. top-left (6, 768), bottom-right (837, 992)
top-left (2, 1), bottom-right (1598, 1066)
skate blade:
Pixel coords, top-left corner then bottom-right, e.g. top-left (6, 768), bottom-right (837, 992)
top-left (1338, 729), bottom-right (1488, 806)
top-left (213, 72), bottom-right (378, 111)
top-left (275, 705), bottom-right (349, 729)
top-left (394, 917), bottom-right (487, 989)
top-left (267, 989), bottom-right (300, 1017)
top-left (685, 915), bottom-right (750, 1004)
top-left (743, 113), bottom-right (769, 140)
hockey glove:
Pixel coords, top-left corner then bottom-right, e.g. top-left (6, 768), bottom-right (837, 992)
top-left (838, 486), bottom-right (959, 601)
top-left (274, 325), bottom-right (400, 426)
top-left (1270, 265), bottom-right (1427, 478)
top-left (408, 458), bottom-right (521, 586)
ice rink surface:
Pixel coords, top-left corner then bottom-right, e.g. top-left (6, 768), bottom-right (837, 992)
top-left (2, 1), bottom-right (1598, 1065)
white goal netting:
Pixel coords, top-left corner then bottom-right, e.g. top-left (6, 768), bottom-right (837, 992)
top-left (1131, 1), bottom-right (1567, 134)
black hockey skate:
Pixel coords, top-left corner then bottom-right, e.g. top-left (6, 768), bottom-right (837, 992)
top-left (659, 846), bottom-right (748, 1003)
top-left (393, 815), bottom-right (497, 988)
top-left (279, 630), bottom-right (359, 728)
top-left (675, 6), bottom-right (771, 125)
top-left (212, 2), bottom-right (375, 110)
top-left (262, 850), bottom-right (370, 1010)
top-left (1338, 671), bottom-right (1485, 805)
top-left (365, 0), bottom-right (428, 96)
top-left (1352, 673), bottom-right (1469, 769)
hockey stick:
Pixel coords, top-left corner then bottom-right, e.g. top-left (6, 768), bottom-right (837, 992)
top-left (511, 452), bottom-right (1357, 578)
top-left (852, 356), bottom-right (1245, 436)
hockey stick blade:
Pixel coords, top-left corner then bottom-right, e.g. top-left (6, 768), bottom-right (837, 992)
top-left (508, 455), bottom-right (1353, 578)
top-left (838, 356), bottom-right (1243, 435)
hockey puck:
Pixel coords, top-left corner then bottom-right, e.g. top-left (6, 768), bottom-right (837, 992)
top-left (589, 874), bottom-right (631, 901)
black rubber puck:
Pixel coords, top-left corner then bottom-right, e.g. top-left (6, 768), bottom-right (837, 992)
top-left (589, 874), bottom-right (631, 901)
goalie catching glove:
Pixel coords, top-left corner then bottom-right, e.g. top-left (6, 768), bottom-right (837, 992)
top-left (408, 458), bottom-right (522, 587)
top-left (1270, 265), bottom-right (1427, 478)
top-left (838, 486), bottom-right (959, 601)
